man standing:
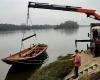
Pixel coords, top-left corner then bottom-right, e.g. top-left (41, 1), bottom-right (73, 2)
top-left (72, 49), bottom-right (81, 79)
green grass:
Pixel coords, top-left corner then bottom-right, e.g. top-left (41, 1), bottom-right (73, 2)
top-left (31, 55), bottom-right (74, 80)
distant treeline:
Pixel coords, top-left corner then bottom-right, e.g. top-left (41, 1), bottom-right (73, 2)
top-left (55, 21), bottom-right (79, 29)
top-left (0, 21), bottom-right (79, 31)
top-left (0, 24), bottom-right (53, 31)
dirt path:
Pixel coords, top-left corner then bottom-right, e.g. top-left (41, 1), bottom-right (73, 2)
top-left (64, 51), bottom-right (100, 80)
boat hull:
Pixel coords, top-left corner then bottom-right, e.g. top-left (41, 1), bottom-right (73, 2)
top-left (2, 52), bottom-right (48, 65)
top-left (2, 44), bottom-right (48, 65)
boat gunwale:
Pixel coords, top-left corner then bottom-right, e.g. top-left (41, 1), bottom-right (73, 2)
top-left (2, 44), bottom-right (48, 62)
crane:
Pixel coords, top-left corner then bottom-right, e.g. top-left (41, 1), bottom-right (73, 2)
top-left (28, 2), bottom-right (100, 56)
top-left (28, 2), bottom-right (100, 20)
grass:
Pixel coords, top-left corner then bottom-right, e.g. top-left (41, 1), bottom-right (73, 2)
top-left (31, 55), bottom-right (74, 80)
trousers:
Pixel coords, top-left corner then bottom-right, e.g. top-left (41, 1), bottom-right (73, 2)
top-left (74, 66), bottom-right (79, 77)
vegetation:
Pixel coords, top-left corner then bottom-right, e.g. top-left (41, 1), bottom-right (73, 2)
top-left (55, 21), bottom-right (79, 29)
top-left (31, 55), bottom-right (74, 80)
top-left (0, 24), bottom-right (53, 31)
top-left (0, 21), bottom-right (79, 31)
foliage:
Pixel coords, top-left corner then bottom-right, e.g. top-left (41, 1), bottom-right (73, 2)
top-left (0, 21), bottom-right (79, 31)
top-left (55, 21), bottom-right (79, 29)
top-left (0, 24), bottom-right (53, 31)
top-left (31, 55), bottom-right (74, 80)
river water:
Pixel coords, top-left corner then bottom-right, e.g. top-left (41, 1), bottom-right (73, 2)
top-left (0, 26), bottom-right (89, 80)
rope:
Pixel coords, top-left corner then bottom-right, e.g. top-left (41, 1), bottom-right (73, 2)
top-left (75, 39), bottom-right (77, 50)
top-left (33, 33), bottom-right (38, 44)
top-left (27, 8), bottom-right (38, 44)
top-left (29, 15), bottom-right (33, 26)
top-left (20, 6), bottom-right (39, 51)
top-left (27, 7), bottom-right (29, 27)
top-left (20, 8), bottom-right (29, 51)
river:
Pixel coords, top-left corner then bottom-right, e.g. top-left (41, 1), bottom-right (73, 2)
top-left (0, 26), bottom-right (89, 80)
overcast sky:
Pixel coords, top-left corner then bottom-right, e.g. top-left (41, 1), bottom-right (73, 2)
top-left (0, 0), bottom-right (100, 25)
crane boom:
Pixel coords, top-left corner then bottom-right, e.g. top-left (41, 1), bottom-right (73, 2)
top-left (28, 2), bottom-right (100, 21)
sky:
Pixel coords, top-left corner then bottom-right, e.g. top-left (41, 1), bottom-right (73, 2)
top-left (0, 0), bottom-right (100, 25)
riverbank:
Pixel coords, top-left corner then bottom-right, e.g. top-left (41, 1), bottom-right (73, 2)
top-left (80, 52), bottom-right (100, 80)
top-left (64, 50), bottom-right (100, 80)
top-left (30, 55), bottom-right (74, 80)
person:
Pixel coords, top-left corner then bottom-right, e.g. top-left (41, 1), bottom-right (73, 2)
top-left (93, 29), bottom-right (98, 40)
top-left (72, 49), bottom-right (81, 79)
top-left (94, 44), bottom-right (99, 57)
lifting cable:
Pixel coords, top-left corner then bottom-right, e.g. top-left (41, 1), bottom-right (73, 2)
top-left (20, 8), bottom-right (29, 51)
top-left (20, 7), bottom-right (38, 51)
top-left (28, 9), bottom-right (38, 45)
top-left (75, 39), bottom-right (77, 49)
top-left (27, 8), bottom-right (38, 45)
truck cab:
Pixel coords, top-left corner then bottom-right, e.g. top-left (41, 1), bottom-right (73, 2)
top-left (90, 23), bottom-right (100, 56)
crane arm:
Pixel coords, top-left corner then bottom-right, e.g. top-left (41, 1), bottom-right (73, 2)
top-left (28, 2), bottom-right (100, 21)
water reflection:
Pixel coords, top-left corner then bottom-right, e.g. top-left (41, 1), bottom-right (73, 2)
top-left (0, 30), bottom-right (28, 36)
top-left (0, 29), bottom-right (50, 35)
top-left (0, 28), bottom-right (78, 36)
top-left (55, 28), bottom-right (79, 35)
top-left (5, 53), bottom-right (48, 80)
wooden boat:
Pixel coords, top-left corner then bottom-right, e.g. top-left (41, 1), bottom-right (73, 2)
top-left (2, 44), bottom-right (48, 65)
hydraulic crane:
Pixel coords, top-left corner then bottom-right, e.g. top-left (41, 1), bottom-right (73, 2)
top-left (28, 2), bottom-right (100, 20)
top-left (28, 2), bottom-right (100, 56)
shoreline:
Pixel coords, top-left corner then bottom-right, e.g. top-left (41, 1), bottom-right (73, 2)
top-left (31, 54), bottom-right (74, 80)
top-left (64, 50), bottom-right (100, 80)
